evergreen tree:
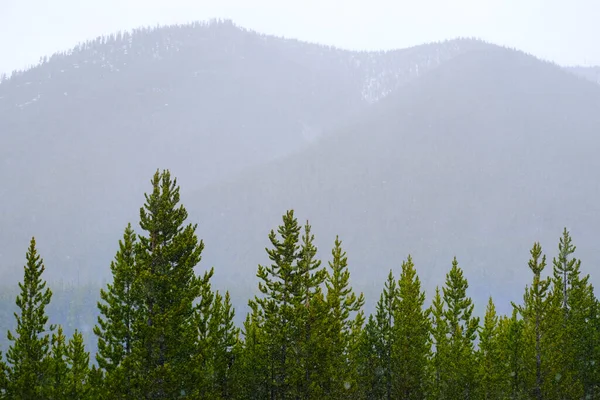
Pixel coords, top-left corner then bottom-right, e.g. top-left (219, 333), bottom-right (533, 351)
top-left (6, 237), bottom-right (54, 399)
top-left (293, 221), bottom-right (328, 398)
top-left (192, 268), bottom-right (215, 398)
top-left (132, 169), bottom-right (212, 398)
top-left (202, 291), bottom-right (239, 399)
top-left (546, 228), bottom-right (591, 399)
top-left (497, 309), bottom-right (527, 400)
top-left (0, 353), bottom-right (6, 399)
top-left (233, 304), bottom-right (269, 400)
top-left (477, 297), bottom-right (503, 400)
top-left (65, 330), bottom-right (90, 398)
top-left (513, 242), bottom-right (550, 400)
top-left (251, 210), bottom-right (303, 399)
top-left (441, 257), bottom-right (479, 400)
top-left (324, 236), bottom-right (365, 398)
top-left (45, 325), bottom-right (68, 399)
top-left (94, 223), bottom-right (138, 398)
top-left (428, 286), bottom-right (449, 400)
top-left (392, 255), bottom-right (430, 400)
top-left (356, 315), bottom-right (386, 399)
top-left (372, 271), bottom-right (398, 400)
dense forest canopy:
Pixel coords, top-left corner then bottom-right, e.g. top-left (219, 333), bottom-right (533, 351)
top-left (0, 169), bottom-right (598, 398)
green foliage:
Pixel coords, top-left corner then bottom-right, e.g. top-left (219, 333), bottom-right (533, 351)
top-left (65, 330), bottom-right (91, 398)
top-left (477, 297), bottom-right (503, 400)
top-left (324, 236), bottom-right (365, 398)
top-left (513, 242), bottom-right (551, 400)
top-left (133, 169), bottom-right (212, 398)
top-left (498, 309), bottom-right (527, 399)
top-left (440, 257), bottom-right (480, 399)
top-left (392, 255), bottom-right (430, 400)
top-left (428, 286), bottom-right (449, 400)
top-left (46, 325), bottom-right (69, 399)
top-left (6, 238), bottom-right (54, 399)
top-left (94, 223), bottom-right (138, 398)
top-left (3, 172), bottom-right (600, 400)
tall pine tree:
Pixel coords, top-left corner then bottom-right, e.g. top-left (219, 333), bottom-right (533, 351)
top-left (477, 297), bottom-right (503, 400)
top-left (393, 256), bottom-right (430, 400)
top-left (6, 238), bottom-right (54, 399)
top-left (252, 210), bottom-right (301, 398)
top-left (132, 169), bottom-right (212, 398)
top-left (513, 242), bottom-right (551, 400)
top-left (94, 223), bottom-right (138, 398)
top-left (324, 236), bottom-right (365, 398)
top-left (441, 257), bottom-right (479, 400)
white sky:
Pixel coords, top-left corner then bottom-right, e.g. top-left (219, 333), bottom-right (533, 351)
top-left (1, 0), bottom-right (598, 75)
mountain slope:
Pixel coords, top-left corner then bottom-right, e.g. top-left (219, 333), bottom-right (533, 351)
top-left (188, 46), bottom-right (600, 312)
top-left (0, 20), bottom-right (493, 282)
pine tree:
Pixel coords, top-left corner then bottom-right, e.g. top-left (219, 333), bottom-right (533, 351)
top-left (94, 223), bottom-right (138, 398)
top-left (233, 305), bottom-right (269, 400)
top-left (192, 267), bottom-right (214, 398)
top-left (293, 221), bottom-right (327, 398)
top-left (45, 325), bottom-right (68, 399)
top-left (6, 237), bottom-right (54, 399)
top-left (0, 353), bottom-right (6, 399)
top-left (477, 297), bottom-right (503, 400)
top-left (392, 255), bottom-right (430, 400)
top-left (428, 286), bottom-right (448, 400)
top-left (251, 210), bottom-right (302, 399)
top-left (546, 228), bottom-right (590, 399)
top-left (374, 271), bottom-right (398, 400)
top-left (65, 330), bottom-right (90, 398)
top-left (513, 242), bottom-right (550, 400)
top-left (441, 257), bottom-right (479, 400)
top-left (201, 291), bottom-right (239, 399)
top-left (356, 314), bottom-right (386, 399)
top-left (324, 236), bottom-right (365, 398)
top-left (132, 169), bottom-right (212, 398)
top-left (497, 309), bottom-right (527, 400)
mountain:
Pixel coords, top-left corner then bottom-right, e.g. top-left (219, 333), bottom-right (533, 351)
top-left (0, 20), bottom-right (493, 283)
top-left (566, 66), bottom-right (600, 85)
top-left (188, 46), bottom-right (600, 314)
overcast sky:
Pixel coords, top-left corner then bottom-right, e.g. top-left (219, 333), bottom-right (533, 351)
top-left (1, 0), bottom-right (598, 75)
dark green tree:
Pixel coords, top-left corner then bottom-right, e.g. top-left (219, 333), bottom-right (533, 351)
top-left (65, 330), bottom-right (90, 398)
top-left (356, 315), bottom-right (385, 399)
top-left (233, 304), bottom-right (269, 399)
top-left (202, 291), bottom-right (239, 399)
top-left (132, 169), bottom-right (212, 398)
top-left (251, 210), bottom-right (302, 399)
top-left (324, 236), bottom-right (365, 398)
top-left (441, 257), bottom-right (479, 400)
top-left (6, 237), bottom-right (54, 399)
top-left (513, 242), bottom-right (550, 400)
top-left (428, 286), bottom-right (448, 400)
top-left (392, 256), bottom-right (430, 400)
top-left (94, 223), bottom-right (138, 398)
top-left (497, 309), bottom-right (527, 400)
top-left (293, 221), bottom-right (328, 398)
top-left (367, 271), bottom-right (398, 400)
top-left (45, 325), bottom-right (68, 399)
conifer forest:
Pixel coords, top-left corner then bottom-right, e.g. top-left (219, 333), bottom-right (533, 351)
top-left (0, 169), bottom-right (598, 399)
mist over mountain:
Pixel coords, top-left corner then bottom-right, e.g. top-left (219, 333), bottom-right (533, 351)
top-left (0, 20), bottom-right (492, 285)
top-left (1, 20), bottom-right (599, 316)
top-left (189, 46), bottom-right (600, 313)
top-left (567, 66), bottom-right (600, 84)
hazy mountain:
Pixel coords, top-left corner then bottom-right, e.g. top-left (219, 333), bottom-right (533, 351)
top-left (188, 46), bottom-right (600, 314)
top-left (0, 20), bottom-right (493, 283)
top-left (566, 66), bottom-right (600, 84)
